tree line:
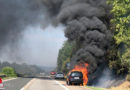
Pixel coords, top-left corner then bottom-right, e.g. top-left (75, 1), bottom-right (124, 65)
top-left (0, 62), bottom-right (44, 77)
top-left (107, 0), bottom-right (130, 74)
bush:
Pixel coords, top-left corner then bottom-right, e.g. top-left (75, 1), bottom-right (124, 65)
top-left (109, 48), bottom-right (130, 74)
top-left (126, 74), bottom-right (130, 81)
top-left (2, 67), bottom-right (17, 77)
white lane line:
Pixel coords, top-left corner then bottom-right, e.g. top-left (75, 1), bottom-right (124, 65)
top-left (20, 78), bottom-right (35, 90)
top-left (3, 78), bottom-right (17, 82)
top-left (55, 80), bottom-right (70, 90)
top-left (20, 88), bottom-right (24, 90)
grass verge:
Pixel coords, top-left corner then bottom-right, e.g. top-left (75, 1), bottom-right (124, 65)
top-left (87, 86), bottom-right (107, 90)
top-left (2, 76), bottom-right (17, 80)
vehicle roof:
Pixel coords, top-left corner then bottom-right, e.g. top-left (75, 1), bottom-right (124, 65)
top-left (71, 71), bottom-right (82, 73)
top-left (56, 72), bottom-right (63, 74)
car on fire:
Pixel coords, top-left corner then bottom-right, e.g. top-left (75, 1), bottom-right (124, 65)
top-left (66, 71), bottom-right (83, 85)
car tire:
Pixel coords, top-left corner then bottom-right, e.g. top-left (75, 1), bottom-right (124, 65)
top-left (81, 83), bottom-right (83, 86)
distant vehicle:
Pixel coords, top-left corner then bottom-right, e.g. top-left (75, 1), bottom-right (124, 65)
top-left (0, 78), bottom-right (4, 89)
top-left (66, 71), bottom-right (83, 85)
top-left (50, 71), bottom-right (56, 75)
top-left (55, 72), bottom-right (64, 79)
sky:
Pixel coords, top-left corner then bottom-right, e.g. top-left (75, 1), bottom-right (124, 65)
top-left (0, 24), bottom-right (66, 67)
top-left (0, 0), bottom-right (67, 68)
top-left (20, 24), bottom-right (67, 67)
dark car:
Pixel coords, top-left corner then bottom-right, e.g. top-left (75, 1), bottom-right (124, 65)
top-left (55, 72), bottom-right (64, 79)
top-left (66, 71), bottom-right (83, 85)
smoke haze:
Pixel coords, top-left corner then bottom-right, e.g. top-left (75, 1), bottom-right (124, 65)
top-left (0, 0), bottom-right (66, 67)
top-left (0, 0), bottom-right (113, 85)
top-left (0, 24), bottom-right (66, 67)
top-left (42, 0), bottom-right (112, 84)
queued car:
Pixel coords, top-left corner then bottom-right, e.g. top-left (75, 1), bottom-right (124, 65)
top-left (66, 71), bottom-right (83, 85)
top-left (55, 72), bottom-right (64, 79)
top-left (0, 78), bottom-right (4, 89)
top-left (50, 71), bottom-right (56, 75)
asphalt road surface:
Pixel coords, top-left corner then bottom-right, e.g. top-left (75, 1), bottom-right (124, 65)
top-left (2, 77), bottom-right (91, 90)
top-left (25, 78), bottom-right (91, 90)
top-left (3, 78), bottom-right (32, 90)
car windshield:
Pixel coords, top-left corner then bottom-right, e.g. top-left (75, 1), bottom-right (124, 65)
top-left (57, 72), bottom-right (63, 74)
top-left (57, 73), bottom-right (63, 75)
top-left (71, 72), bottom-right (83, 77)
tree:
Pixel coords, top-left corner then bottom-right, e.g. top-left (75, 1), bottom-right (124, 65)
top-left (108, 0), bottom-right (130, 45)
top-left (0, 62), bottom-right (43, 76)
top-left (108, 0), bottom-right (130, 74)
top-left (2, 67), bottom-right (16, 77)
top-left (61, 58), bottom-right (71, 73)
top-left (57, 41), bottom-right (76, 73)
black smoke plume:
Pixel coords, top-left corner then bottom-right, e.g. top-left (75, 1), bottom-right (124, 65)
top-left (0, 0), bottom-right (45, 48)
top-left (0, 0), bottom-right (112, 84)
top-left (42, 0), bottom-right (112, 84)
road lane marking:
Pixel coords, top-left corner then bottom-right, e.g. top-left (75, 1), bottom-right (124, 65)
top-left (3, 78), bottom-right (17, 82)
top-left (20, 78), bottom-right (35, 90)
top-left (20, 88), bottom-right (24, 90)
top-left (55, 80), bottom-right (70, 90)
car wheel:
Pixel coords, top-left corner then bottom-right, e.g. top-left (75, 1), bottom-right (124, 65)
top-left (81, 83), bottom-right (83, 86)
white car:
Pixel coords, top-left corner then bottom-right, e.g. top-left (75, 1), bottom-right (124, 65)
top-left (55, 72), bottom-right (64, 79)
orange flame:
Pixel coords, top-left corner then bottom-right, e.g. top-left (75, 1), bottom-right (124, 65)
top-left (71, 63), bottom-right (88, 85)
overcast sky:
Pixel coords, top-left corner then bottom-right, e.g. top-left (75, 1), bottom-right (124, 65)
top-left (20, 24), bottom-right (66, 67)
top-left (0, 24), bottom-right (66, 67)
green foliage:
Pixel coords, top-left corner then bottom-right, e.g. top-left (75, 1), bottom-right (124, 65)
top-left (108, 0), bottom-right (130, 74)
top-left (87, 86), bottom-right (104, 90)
top-left (2, 67), bottom-right (16, 77)
top-left (0, 62), bottom-right (43, 76)
top-left (57, 41), bottom-right (76, 73)
top-left (126, 74), bottom-right (130, 81)
top-left (61, 58), bottom-right (70, 73)
top-left (108, 0), bottom-right (130, 45)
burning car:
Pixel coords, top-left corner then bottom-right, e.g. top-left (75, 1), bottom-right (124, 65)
top-left (66, 71), bottom-right (83, 85)
top-left (67, 63), bottom-right (88, 85)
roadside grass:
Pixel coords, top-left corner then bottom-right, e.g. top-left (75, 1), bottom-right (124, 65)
top-left (0, 72), bottom-right (17, 80)
top-left (2, 76), bottom-right (17, 80)
top-left (87, 86), bottom-right (107, 90)
top-left (109, 81), bottom-right (130, 90)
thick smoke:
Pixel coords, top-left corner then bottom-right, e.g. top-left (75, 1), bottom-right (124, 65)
top-left (67, 17), bottom-right (112, 73)
top-left (0, 0), bottom-right (112, 84)
top-left (42, 0), bottom-right (112, 84)
top-left (0, 0), bottom-right (46, 48)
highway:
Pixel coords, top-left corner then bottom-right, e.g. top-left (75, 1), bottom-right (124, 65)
top-left (3, 78), bottom-right (32, 90)
top-left (24, 78), bottom-right (91, 90)
top-left (2, 77), bottom-right (91, 90)
top-left (25, 78), bottom-right (66, 90)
